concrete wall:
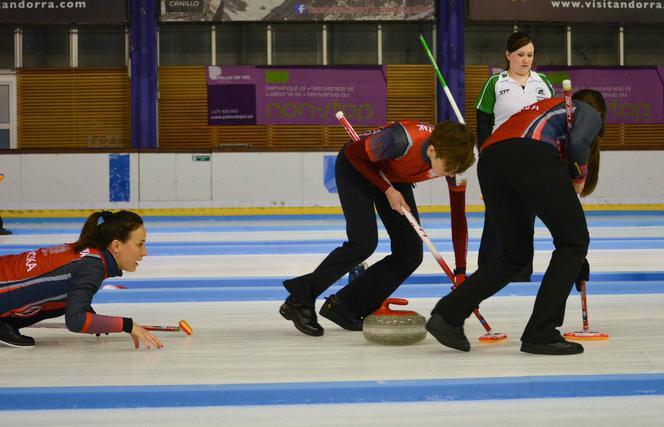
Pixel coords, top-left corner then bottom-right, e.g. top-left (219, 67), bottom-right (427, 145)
top-left (1, 151), bottom-right (663, 210)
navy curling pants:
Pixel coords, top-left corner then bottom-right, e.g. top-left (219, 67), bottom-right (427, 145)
top-left (283, 148), bottom-right (423, 317)
top-left (432, 140), bottom-right (589, 344)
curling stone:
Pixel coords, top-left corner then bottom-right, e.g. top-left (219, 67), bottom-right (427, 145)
top-left (362, 298), bottom-right (426, 345)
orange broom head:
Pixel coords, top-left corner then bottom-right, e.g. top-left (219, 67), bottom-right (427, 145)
top-left (564, 332), bottom-right (609, 341)
top-left (478, 333), bottom-right (508, 342)
top-left (179, 319), bottom-right (194, 336)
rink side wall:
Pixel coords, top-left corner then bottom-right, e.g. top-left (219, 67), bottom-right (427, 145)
top-left (1, 151), bottom-right (663, 210)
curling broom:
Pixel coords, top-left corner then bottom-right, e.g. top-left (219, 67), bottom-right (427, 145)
top-left (561, 79), bottom-right (608, 341)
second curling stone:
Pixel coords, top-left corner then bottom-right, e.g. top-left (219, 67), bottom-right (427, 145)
top-left (362, 298), bottom-right (426, 345)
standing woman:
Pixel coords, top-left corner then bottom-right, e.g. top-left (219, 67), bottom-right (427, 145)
top-left (0, 210), bottom-right (163, 350)
top-left (475, 31), bottom-right (554, 281)
top-left (427, 90), bottom-right (607, 355)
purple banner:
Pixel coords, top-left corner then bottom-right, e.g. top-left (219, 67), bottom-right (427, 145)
top-left (207, 66), bottom-right (387, 126)
top-left (538, 67), bottom-right (664, 124)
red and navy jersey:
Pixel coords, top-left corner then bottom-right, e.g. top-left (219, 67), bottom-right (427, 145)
top-left (343, 120), bottom-right (468, 272)
top-left (0, 244), bottom-right (127, 334)
top-left (483, 98), bottom-right (602, 181)
top-left (343, 120), bottom-right (439, 193)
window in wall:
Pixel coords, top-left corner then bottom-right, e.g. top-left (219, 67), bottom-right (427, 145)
top-left (624, 25), bottom-right (664, 66)
top-left (216, 24), bottom-right (267, 65)
top-left (0, 27), bottom-right (13, 69)
top-left (464, 22), bottom-right (514, 66)
top-left (159, 24), bottom-right (211, 66)
top-left (571, 25), bottom-right (619, 66)
top-left (328, 23), bottom-right (377, 65)
top-left (22, 26), bottom-right (69, 68)
top-left (78, 26), bottom-right (125, 68)
top-left (381, 23), bottom-right (434, 64)
top-left (272, 24), bottom-right (323, 65)
top-left (516, 24), bottom-right (566, 66)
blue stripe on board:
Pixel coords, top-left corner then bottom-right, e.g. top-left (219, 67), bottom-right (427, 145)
top-left (109, 154), bottom-right (130, 202)
top-left (92, 280), bottom-right (664, 303)
top-left (3, 237), bottom-right (664, 255)
top-left (1, 373), bottom-right (663, 410)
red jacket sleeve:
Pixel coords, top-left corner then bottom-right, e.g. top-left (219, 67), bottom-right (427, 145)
top-left (446, 175), bottom-right (468, 273)
top-left (343, 138), bottom-right (392, 192)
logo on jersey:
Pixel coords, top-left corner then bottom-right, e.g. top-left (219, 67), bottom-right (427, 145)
top-left (25, 251), bottom-right (37, 272)
top-left (536, 88), bottom-right (547, 100)
top-left (417, 124), bottom-right (433, 133)
top-left (498, 89), bottom-right (510, 96)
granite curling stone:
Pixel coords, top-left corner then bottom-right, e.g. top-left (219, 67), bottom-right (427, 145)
top-left (362, 298), bottom-right (427, 345)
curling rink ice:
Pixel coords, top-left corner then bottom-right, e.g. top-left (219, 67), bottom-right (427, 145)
top-left (1, 211), bottom-right (663, 426)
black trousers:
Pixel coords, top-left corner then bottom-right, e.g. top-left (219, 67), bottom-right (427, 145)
top-left (283, 149), bottom-right (423, 317)
top-left (2, 308), bottom-right (65, 330)
top-left (432, 140), bottom-right (589, 343)
top-left (478, 211), bottom-right (534, 281)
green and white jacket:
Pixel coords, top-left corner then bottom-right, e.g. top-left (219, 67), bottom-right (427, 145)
top-left (475, 70), bottom-right (554, 132)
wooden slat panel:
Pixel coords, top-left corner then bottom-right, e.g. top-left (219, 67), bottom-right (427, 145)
top-left (386, 65), bottom-right (435, 124)
top-left (17, 69), bottom-right (130, 149)
top-left (158, 65), bottom-right (435, 151)
top-left (465, 65), bottom-right (491, 136)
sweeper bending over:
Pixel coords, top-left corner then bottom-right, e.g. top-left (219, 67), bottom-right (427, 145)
top-left (427, 90), bottom-right (607, 355)
top-left (280, 119), bottom-right (475, 337)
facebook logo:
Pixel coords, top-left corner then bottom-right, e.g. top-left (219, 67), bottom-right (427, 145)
top-left (295, 4), bottom-right (306, 14)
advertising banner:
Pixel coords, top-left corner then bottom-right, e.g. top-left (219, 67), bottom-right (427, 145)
top-left (207, 65), bottom-right (387, 126)
top-left (160, 0), bottom-right (434, 22)
top-left (0, 0), bottom-right (127, 24)
top-left (539, 67), bottom-right (664, 124)
top-left (468, 0), bottom-right (664, 23)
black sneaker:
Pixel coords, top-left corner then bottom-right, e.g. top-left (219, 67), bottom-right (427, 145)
top-left (0, 322), bottom-right (35, 348)
top-left (0, 228), bottom-right (12, 235)
top-left (521, 339), bottom-right (584, 355)
top-left (279, 296), bottom-right (324, 337)
top-left (426, 313), bottom-right (470, 352)
top-left (319, 294), bottom-right (363, 331)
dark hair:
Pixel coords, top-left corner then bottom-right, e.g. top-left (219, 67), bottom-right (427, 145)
top-left (429, 121), bottom-right (476, 175)
top-left (572, 89), bottom-right (607, 197)
top-left (73, 210), bottom-right (144, 252)
top-left (505, 31), bottom-right (535, 70)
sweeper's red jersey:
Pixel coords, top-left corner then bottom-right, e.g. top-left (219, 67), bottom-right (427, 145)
top-left (343, 120), bottom-right (468, 272)
top-left (343, 120), bottom-right (439, 193)
top-left (483, 98), bottom-right (602, 183)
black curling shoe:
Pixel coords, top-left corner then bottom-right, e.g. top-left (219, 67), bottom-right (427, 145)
top-left (279, 296), bottom-right (324, 337)
top-left (0, 322), bottom-right (36, 348)
top-left (426, 313), bottom-right (470, 352)
top-left (520, 339), bottom-right (584, 355)
top-left (319, 294), bottom-right (363, 331)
